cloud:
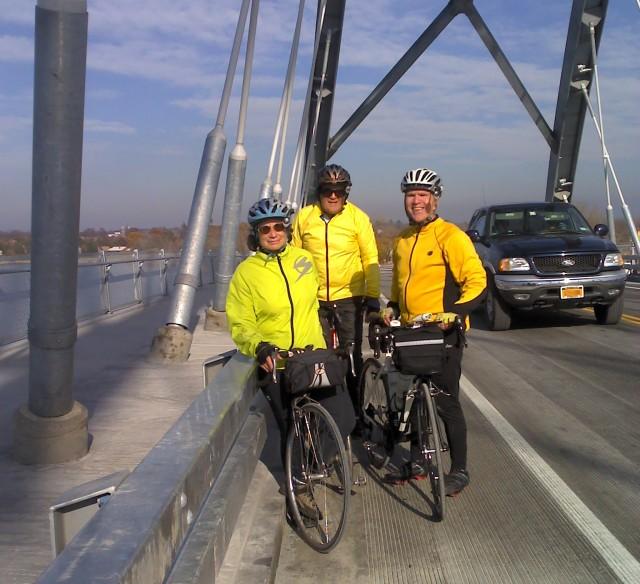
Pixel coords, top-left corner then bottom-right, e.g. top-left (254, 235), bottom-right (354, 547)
top-left (0, 34), bottom-right (32, 62)
top-left (85, 119), bottom-right (136, 134)
top-left (1, 0), bottom-right (638, 230)
top-left (0, 115), bottom-right (31, 143)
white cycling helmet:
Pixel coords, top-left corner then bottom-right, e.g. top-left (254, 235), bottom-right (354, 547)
top-left (401, 168), bottom-right (443, 197)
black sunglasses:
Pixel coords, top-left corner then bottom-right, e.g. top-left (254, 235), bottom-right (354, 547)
top-left (319, 186), bottom-right (347, 196)
top-left (257, 222), bottom-right (286, 235)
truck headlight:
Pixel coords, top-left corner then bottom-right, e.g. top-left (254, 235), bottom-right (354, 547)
top-left (498, 257), bottom-right (530, 272)
top-left (603, 253), bottom-right (623, 267)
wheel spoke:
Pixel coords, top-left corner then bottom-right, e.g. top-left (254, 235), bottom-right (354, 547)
top-left (285, 401), bottom-right (350, 552)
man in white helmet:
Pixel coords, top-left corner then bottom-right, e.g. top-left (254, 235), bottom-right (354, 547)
top-left (381, 168), bottom-right (486, 496)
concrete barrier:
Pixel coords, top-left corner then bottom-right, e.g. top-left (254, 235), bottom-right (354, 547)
top-left (37, 351), bottom-right (266, 584)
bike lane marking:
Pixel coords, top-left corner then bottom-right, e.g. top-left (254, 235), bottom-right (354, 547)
top-left (461, 374), bottom-right (640, 584)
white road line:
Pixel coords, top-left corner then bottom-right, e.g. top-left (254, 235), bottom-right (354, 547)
top-left (461, 374), bottom-right (640, 584)
top-left (625, 283), bottom-right (640, 290)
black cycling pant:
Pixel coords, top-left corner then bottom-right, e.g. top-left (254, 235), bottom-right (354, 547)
top-left (259, 370), bottom-right (356, 466)
top-left (318, 296), bottom-right (364, 411)
top-left (388, 337), bottom-right (467, 472)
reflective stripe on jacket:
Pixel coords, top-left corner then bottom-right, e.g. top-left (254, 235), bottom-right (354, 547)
top-left (291, 201), bottom-right (380, 302)
top-left (226, 245), bottom-right (326, 358)
top-left (390, 217), bottom-right (486, 328)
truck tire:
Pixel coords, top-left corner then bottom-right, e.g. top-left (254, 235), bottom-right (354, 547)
top-left (594, 294), bottom-right (624, 325)
top-left (485, 278), bottom-right (512, 331)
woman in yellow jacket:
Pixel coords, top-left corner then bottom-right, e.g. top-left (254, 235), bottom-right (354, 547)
top-left (226, 197), bottom-right (355, 456)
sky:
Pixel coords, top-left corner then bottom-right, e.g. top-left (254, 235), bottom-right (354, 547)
top-left (1, 0), bottom-right (639, 231)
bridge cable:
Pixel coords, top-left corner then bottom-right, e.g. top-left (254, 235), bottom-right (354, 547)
top-left (588, 22), bottom-right (616, 242)
top-left (299, 28), bottom-right (333, 209)
top-left (259, 0), bottom-right (306, 200)
top-left (216, 0), bottom-right (252, 129)
top-left (577, 84), bottom-right (640, 255)
top-left (212, 0), bottom-right (260, 312)
top-left (286, 0), bottom-right (328, 208)
top-left (161, 0), bottom-right (250, 331)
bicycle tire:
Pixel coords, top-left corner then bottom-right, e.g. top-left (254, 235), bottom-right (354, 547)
top-left (285, 401), bottom-right (351, 553)
top-left (359, 358), bottom-right (393, 469)
top-left (418, 382), bottom-right (446, 520)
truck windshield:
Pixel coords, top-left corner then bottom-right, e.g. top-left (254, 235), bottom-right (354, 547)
top-left (488, 208), bottom-right (592, 236)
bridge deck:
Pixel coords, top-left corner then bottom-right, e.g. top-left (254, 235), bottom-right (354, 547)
top-left (277, 369), bottom-right (619, 583)
top-left (2, 279), bottom-right (639, 583)
top-left (0, 289), bottom-right (236, 584)
top-left (276, 301), bottom-right (640, 584)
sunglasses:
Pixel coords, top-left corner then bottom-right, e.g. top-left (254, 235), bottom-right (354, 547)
top-left (319, 186), bottom-right (347, 197)
top-left (257, 222), bottom-right (286, 235)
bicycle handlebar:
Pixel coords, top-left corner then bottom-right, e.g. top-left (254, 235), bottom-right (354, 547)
top-left (368, 314), bottom-right (465, 360)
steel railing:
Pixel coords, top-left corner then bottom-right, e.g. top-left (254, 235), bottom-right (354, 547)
top-left (0, 250), bottom-right (226, 346)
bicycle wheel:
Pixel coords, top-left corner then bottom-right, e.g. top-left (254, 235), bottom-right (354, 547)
top-left (417, 383), bottom-right (446, 520)
top-left (285, 401), bottom-right (351, 553)
top-left (359, 358), bottom-right (393, 469)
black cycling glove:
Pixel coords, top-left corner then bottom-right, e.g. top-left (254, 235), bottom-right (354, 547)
top-left (364, 296), bottom-right (381, 316)
top-left (255, 342), bottom-right (276, 365)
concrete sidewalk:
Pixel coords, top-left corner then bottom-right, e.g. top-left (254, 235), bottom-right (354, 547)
top-left (0, 288), bottom-right (236, 584)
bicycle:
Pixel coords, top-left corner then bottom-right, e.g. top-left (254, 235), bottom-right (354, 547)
top-left (270, 348), bottom-right (352, 552)
top-left (321, 301), bottom-right (368, 488)
top-left (359, 313), bottom-right (457, 521)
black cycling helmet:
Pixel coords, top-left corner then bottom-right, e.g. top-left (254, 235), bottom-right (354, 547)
top-left (317, 164), bottom-right (352, 197)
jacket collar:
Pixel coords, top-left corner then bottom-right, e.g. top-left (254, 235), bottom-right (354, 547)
top-left (256, 243), bottom-right (291, 260)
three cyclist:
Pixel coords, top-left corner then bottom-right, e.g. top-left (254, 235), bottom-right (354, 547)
top-left (225, 198), bottom-right (356, 466)
top-left (377, 168), bottom-right (486, 496)
top-left (291, 164), bottom-right (381, 413)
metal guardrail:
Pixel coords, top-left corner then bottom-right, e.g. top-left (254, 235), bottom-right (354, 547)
top-left (38, 351), bottom-right (263, 584)
top-left (0, 250), bottom-right (224, 346)
top-left (623, 254), bottom-right (639, 275)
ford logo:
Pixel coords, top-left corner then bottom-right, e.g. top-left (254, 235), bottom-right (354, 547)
top-left (561, 258), bottom-right (576, 267)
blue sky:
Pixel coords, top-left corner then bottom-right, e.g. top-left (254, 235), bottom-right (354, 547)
top-left (1, 0), bottom-right (639, 231)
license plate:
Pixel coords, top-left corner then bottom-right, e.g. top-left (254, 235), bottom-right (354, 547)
top-left (560, 285), bottom-right (584, 299)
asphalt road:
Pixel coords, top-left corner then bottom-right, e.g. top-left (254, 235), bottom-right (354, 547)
top-left (277, 269), bottom-right (639, 582)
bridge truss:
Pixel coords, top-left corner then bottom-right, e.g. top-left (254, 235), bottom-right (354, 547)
top-left (305, 0), bottom-right (609, 205)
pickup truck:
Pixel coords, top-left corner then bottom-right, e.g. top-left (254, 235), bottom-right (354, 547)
top-left (466, 202), bottom-right (626, 330)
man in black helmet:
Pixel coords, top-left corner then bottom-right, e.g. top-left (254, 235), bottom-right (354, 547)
top-left (292, 164), bottom-right (380, 410)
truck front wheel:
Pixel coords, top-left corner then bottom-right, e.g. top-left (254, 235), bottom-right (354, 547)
top-left (485, 279), bottom-right (512, 331)
top-left (594, 294), bottom-right (624, 325)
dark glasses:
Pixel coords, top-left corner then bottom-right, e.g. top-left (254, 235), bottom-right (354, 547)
top-left (319, 186), bottom-right (347, 197)
top-left (257, 222), bottom-right (286, 235)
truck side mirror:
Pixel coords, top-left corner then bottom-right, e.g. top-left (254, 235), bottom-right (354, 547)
top-left (466, 229), bottom-right (481, 243)
top-left (593, 224), bottom-right (609, 237)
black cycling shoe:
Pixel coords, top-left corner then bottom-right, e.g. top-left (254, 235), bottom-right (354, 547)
top-left (445, 469), bottom-right (470, 496)
top-left (382, 462), bottom-right (427, 485)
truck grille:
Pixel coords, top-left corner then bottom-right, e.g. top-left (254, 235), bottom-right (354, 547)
top-left (531, 254), bottom-right (602, 274)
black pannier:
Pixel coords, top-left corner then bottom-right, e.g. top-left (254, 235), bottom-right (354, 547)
top-left (391, 326), bottom-right (445, 376)
top-left (284, 349), bottom-right (348, 395)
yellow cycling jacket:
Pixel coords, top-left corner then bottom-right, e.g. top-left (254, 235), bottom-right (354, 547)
top-left (390, 217), bottom-right (486, 328)
top-left (226, 245), bottom-right (326, 358)
top-left (291, 201), bottom-right (380, 302)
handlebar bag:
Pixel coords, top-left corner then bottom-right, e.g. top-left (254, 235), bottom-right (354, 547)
top-left (285, 349), bottom-right (348, 395)
top-left (391, 327), bottom-right (445, 376)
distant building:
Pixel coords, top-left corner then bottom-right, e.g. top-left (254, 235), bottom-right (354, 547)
top-left (102, 246), bottom-right (130, 252)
